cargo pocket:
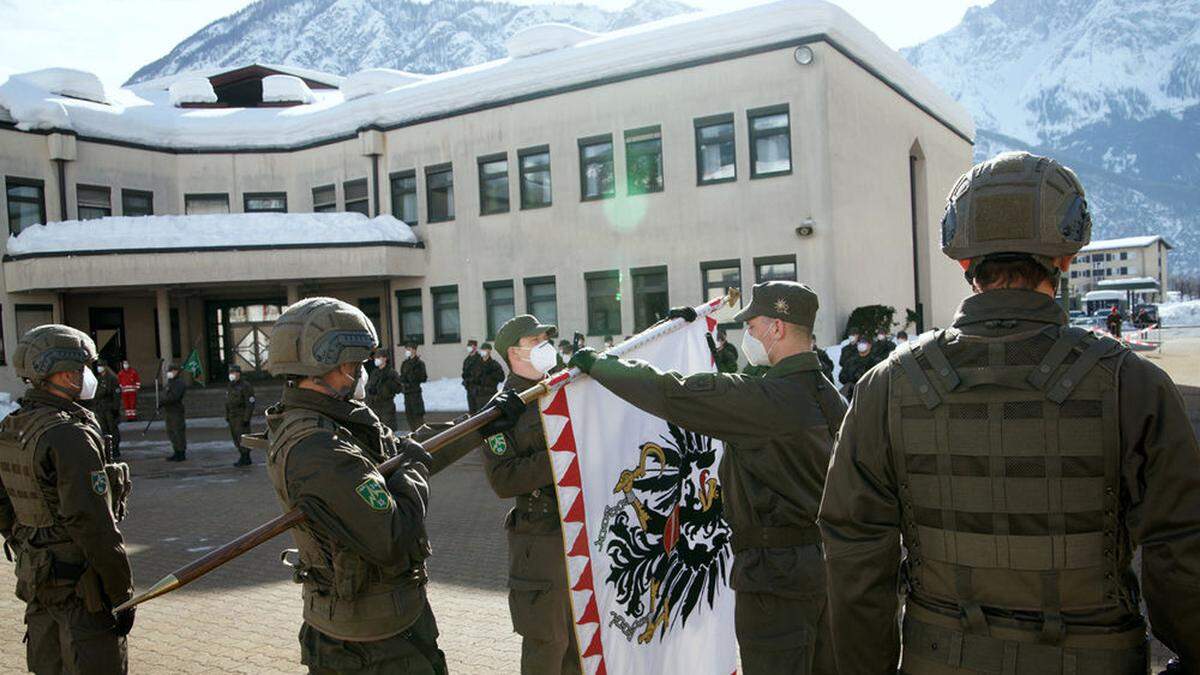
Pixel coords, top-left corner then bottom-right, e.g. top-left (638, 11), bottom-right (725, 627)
top-left (13, 547), bottom-right (52, 603)
top-left (507, 576), bottom-right (555, 640)
top-left (734, 591), bottom-right (816, 658)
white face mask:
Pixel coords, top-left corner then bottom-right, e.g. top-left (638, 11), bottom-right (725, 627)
top-left (857, 342), bottom-right (871, 354)
top-left (528, 340), bottom-right (559, 374)
top-left (228, 373), bottom-right (239, 382)
top-left (404, 350), bottom-right (413, 360)
top-left (467, 346), bottom-right (476, 354)
top-left (97, 365), bottom-right (105, 373)
top-left (480, 350), bottom-right (490, 360)
top-left (167, 370), bottom-right (176, 380)
top-left (121, 362), bottom-right (129, 370)
top-left (877, 334), bottom-right (887, 341)
top-left (352, 367), bottom-right (368, 401)
top-left (79, 367), bottom-right (98, 401)
top-left (741, 327), bottom-right (775, 367)
top-left (848, 335), bottom-right (860, 345)
top-left (373, 357), bottom-right (385, 368)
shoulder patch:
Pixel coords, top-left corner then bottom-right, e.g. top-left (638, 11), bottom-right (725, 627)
top-left (355, 477), bottom-right (393, 511)
top-left (486, 433), bottom-right (509, 456)
top-left (90, 470), bottom-right (108, 496)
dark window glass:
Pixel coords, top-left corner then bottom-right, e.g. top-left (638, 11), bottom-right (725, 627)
top-left (426, 166), bottom-right (455, 222)
top-left (632, 266), bottom-right (668, 331)
top-left (390, 171), bottom-right (418, 225)
top-left (312, 184), bottom-right (337, 212)
top-left (478, 157), bottom-right (510, 215)
top-left (484, 281), bottom-right (516, 340)
top-left (519, 149), bottom-right (552, 209)
top-left (695, 117), bottom-right (736, 184)
top-left (244, 192), bottom-right (287, 213)
top-left (396, 289), bottom-right (424, 345)
top-left (701, 260), bottom-right (741, 329)
top-left (579, 137), bottom-right (614, 201)
top-left (6, 177), bottom-right (46, 235)
top-left (625, 127), bottom-right (664, 195)
top-left (748, 106), bottom-right (792, 177)
top-left (357, 297), bottom-right (381, 338)
top-left (586, 271), bottom-right (621, 336)
top-left (524, 276), bottom-right (557, 326)
top-left (754, 255), bottom-right (797, 282)
top-left (344, 178), bottom-right (369, 215)
top-left (14, 304), bottom-right (52, 344)
top-left (76, 184), bottom-right (111, 220)
top-left (184, 193), bottom-right (230, 215)
top-left (431, 285), bottom-right (460, 343)
top-left (121, 189), bottom-right (153, 217)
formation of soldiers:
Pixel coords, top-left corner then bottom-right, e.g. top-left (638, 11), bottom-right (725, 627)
top-left (1, 151), bottom-right (1198, 674)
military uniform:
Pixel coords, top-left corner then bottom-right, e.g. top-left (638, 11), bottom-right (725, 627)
top-left (870, 336), bottom-right (895, 361)
top-left (462, 348), bottom-right (484, 413)
top-left (399, 355), bottom-right (427, 431)
top-left (476, 352), bottom-right (505, 405)
top-left (814, 346), bottom-right (835, 382)
top-left (161, 370), bottom-right (188, 461)
top-left (265, 297), bottom-right (445, 674)
top-left (818, 152), bottom-right (1200, 673)
top-left (715, 340), bottom-right (739, 373)
top-left (91, 365), bottom-right (122, 458)
top-left (226, 370), bottom-right (256, 466)
top-left (366, 363), bottom-right (403, 431)
top-left (577, 283), bottom-right (848, 674)
top-left (0, 326), bottom-right (134, 674)
top-left (741, 363), bottom-right (770, 378)
top-left (837, 348), bottom-right (878, 400)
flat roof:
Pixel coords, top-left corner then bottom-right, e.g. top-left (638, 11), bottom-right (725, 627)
top-left (0, 0), bottom-right (973, 152)
top-left (1079, 235), bottom-right (1173, 252)
top-left (1096, 277), bottom-right (1160, 291)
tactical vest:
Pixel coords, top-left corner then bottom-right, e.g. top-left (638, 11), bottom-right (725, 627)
top-left (266, 405), bottom-right (428, 642)
top-left (890, 326), bottom-right (1147, 673)
top-left (0, 405), bottom-right (72, 528)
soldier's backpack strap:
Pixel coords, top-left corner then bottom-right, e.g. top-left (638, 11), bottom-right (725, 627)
top-left (912, 330), bottom-right (961, 393)
top-left (268, 408), bottom-right (338, 463)
top-left (20, 407), bottom-right (73, 454)
top-left (810, 372), bottom-right (845, 439)
top-left (1045, 334), bottom-right (1124, 405)
top-left (895, 334), bottom-right (942, 410)
top-left (1027, 325), bottom-right (1089, 390)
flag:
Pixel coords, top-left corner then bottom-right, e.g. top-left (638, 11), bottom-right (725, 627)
top-left (181, 349), bottom-right (204, 383)
top-left (540, 317), bottom-right (737, 675)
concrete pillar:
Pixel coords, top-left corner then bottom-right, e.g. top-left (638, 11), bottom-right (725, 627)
top-left (155, 289), bottom-right (172, 374)
top-left (286, 284), bottom-right (300, 306)
top-left (177, 296), bottom-right (191, 357)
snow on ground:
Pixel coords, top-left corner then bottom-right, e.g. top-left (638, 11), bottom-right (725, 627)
top-left (396, 377), bottom-right (483, 413)
top-left (1158, 300), bottom-right (1200, 327)
top-left (0, 393), bottom-right (19, 421)
top-left (5, 212), bottom-right (419, 255)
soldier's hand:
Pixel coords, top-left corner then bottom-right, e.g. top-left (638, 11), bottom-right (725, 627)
top-left (568, 347), bottom-right (599, 374)
top-left (666, 306), bottom-right (698, 322)
top-left (479, 389), bottom-right (526, 436)
top-left (114, 606), bottom-right (136, 636)
top-left (398, 435), bottom-right (433, 470)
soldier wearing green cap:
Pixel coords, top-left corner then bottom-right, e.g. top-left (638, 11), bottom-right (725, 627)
top-left (818, 152), bottom-right (1200, 673)
top-left (568, 282), bottom-right (847, 674)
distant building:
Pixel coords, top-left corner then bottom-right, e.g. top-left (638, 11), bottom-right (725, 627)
top-left (1068, 235), bottom-right (1172, 310)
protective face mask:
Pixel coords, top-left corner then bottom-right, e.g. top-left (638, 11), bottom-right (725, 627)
top-left (228, 373), bottom-right (238, 382)
top-left (97, 366), bottom-right (105, 373)
top-left (848, 335), bottom-right (860, 345)
top-left (167, 371), bottom-right (176, 380)
top-left (79, 367), bottom-right (98, 401)
top-left (529, 340), bottom-right (559, 374)
top-left (742, 329), bottom-right (773, 367)
top-left (404, 350), bottom-right (413, 360)
top-left (481, 350), bottom-right (490, 360)
top-left (857, 342), bottom-right (871, 354)
top-left (121, 362), bottom-right (129, 369)
top-left (373, 358), bottom-right (385, 368)
top-left (352, 367), bottom-right (368, 401)
top-left (877, 334), bottom-right (887, 341)
top-left (467, 346), bottom-right (476, 354)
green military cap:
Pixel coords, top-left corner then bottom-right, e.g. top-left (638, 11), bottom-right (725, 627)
top-left (480, 342), bottom-right (493, 350)
top-left (494, 314), bottom-right (556, 368)
top-left (733, 281), bottom-right (819, 328)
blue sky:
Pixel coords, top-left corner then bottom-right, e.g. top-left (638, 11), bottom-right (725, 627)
top-left (0, 0), bottom-right (992, 89)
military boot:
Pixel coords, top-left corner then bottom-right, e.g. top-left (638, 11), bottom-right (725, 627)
top-left (233, 452), bottom-right (252, 467)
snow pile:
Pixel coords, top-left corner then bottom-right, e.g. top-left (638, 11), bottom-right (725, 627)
top-left (395, 377), bottom-right (492, 413)
top-left (6, 212), bottom-right (420, 256)
top-left (0, 75), bottom-right (71, 130)
top-left (341, 69), bottom-right (425, 101)
top-left (168, 76), bottom-right (217, 106)
top-left (1158, 300), bottom-right (1200, 327)
top-left (0, 392), bottom-right (19, 422)
top-left (12, 68), bottom-right (107, 104)
top-left (262, 75), bottom-right (315, 104)
top-left (506, 23), bottom-right (598, 58)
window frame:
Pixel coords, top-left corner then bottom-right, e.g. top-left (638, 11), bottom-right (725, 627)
top-left (754, 254), bottom-right (798, 282)
top-left (312, 184), bottom-right (337, 212)
top-left (76, 184), bottom-right (112, 220)
top-left (184, 192), bottom-right (230, 215)
top-left (5, 176), bottom-right (46, 236)
top-left (578, 134), bottom-right (615, 202)
top-left (243, 191), bottom-right (288, 213)
top-left (624, 125), bottom-right (664, 196)
top-left (15, 304), bottom-right (54, 344)
top-left (425, 163), bottom-right (455, 223)
top-left (395, 288), bottom-right (425, 346)
top-left (389, 169), bottom-right (419, 226)
top-left (630, 265), bottom-right (669, 332)
top-left (693, 113), bottom-right (737, 186)
top-left (121, 188), bottom-right (154, 217)
top-left (477, 152), bottom-right (511, 216)
top-left (343, 178), bottom-right (369, 216)
top-left (747, 103), bottom-right (793, 179)
top-left (518, 145), bottom-right (553, 210)
top-left (483, 279), bottom-right (516, 340)
top-left (700, 259), bottom-right (742, 328)
top-left (585, 269), bottom-right (622, 336)
top-left (523, 275), bottom-right (558, 326)
top-left (431, 284), bottom-right (461, 344)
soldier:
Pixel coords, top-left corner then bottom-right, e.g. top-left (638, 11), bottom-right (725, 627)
top-left (837, 338), bottom-right (877, 401)
top-left (462, 340), bottom-right (483, 413)
top-left (399, 343), bottom-right (428, 431)
top-left (226, 364), bottom-right (257, 467)
top-left (813, 341), bottom-right (835, 382)
top-left (160, 363), bottom-right (188, 462)
top-left (117, 360), bottom-right (140, 421)
top-left (366, 350), bottom-right (404, 430)
top-left (568, 282), bottom-right (848, 674)
top-left (474, 342), bottom-right (506, 406)
top-left (839, 327), bottom-right (862, 370)
top-left (92, 359), bottom-right (123, 459)
top-left (870, 329), bottom-right (895, 361)
top-left (0, 325), bottom-right (135, 673)
top-left (1106, 304), bottom-right (1124, 338)
top-left (263, 297), bottom-right (447, 674)
top-left (818, 152), bottom-right (1200, 673)
top-left (714, 329), bottom-right (739, 373)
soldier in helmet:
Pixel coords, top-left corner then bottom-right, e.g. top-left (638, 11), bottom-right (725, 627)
top-left (264, 297), bottom-right (446, 673)
top-left (818, 152), bottom-right (1200, 672)
top-left (0, 325), bottom-right (135, 673)
top-left (90, 358), bottom-right (123, 459)
top-left (226, 364), bottom-right (256, 467)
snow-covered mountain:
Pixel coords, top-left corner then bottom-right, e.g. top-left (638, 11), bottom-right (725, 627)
top-left (904, 0), bottom-right (1200, 276)
top-left (126, 0), bottom-right (694, 85)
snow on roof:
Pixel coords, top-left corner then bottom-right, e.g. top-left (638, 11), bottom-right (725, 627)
top-left (1096, 276), bottom-right (1160, 288)
top-left (1080, 235), bottom-right (1172, 252)
top-left (506, 24), bottom-right (598, 58)
top-left (169, 77), bottom-right (218, 107)
top-left (11, 68), bottom-right (108, 104)
top-left (129, 63), bottom-right (345, 93)
top-left (0, 0), bottom-right (973, 150)
top-left (5, 212), bottom-right (419, 256)
top-left (341, 69), bottom-right (425, 101)
top-left (262, 75), bottom-right (315, 104)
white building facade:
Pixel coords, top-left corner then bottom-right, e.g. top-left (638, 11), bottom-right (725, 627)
top-left (1069, 235), bottom-right (1172, 307)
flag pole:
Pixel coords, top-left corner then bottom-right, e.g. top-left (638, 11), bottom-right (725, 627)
top-left (114, 290), bottom-right (740, 615)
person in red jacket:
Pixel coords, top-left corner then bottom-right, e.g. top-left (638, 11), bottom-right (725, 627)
top-left (116, 360), bottom-right (140, 421)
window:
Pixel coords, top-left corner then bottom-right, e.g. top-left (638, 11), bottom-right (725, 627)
top-left (579, 135), bottom-right (614, 201)
top-left (478, 154), bottom-right (510, 215)
top-left (519, 146), bottom-right (552, 209)
top-left (748, 104), bottom-right (792, 178)
top-left (1119, 267), bottom-right (1129, 275)
top-left (426, 164), bottom-right (455, 222)
top-left (15, 304), bottom-right (53, 339)
top-left (312, 184), bottom-right (337, 212)
top-left (76, 184), bottom-right (111, 220)
top-left (184, 193), bottom-right (230, 215)
top-left (344, 178), bottom-right (369, 215)
top-left (121, 189), bottom-right (153, 217)
top-left (484, 280), bottom-right (516, 340)
top-left (244, 192), bottom-right (287, 213)
top-left (701, 260), bottom-right (742, 327)
top-left (390, 170), bottom-right (418, 225)
top-left (524, 276), bottom-right (557, 326)
top-left (631, 266), bottom-right (668, 331)
top-left (694, 114), bottom-right (736, 184)
top-left (754, 254), bottom-right (797, 282)
top-left (431, 285), bottom-right (460, 343)
top-left (1119, 251), bottom-right (1129, 261)
top-left (357, 297), bottom-right (381, 338)
top-left (585, 270), bottom-right (621, 336)
top-left (625, 126), bottom-right (663, 195)
top-left (6, 177), bottom-right (46, 235)
top-left (396, 289), bottom-right (424, 345)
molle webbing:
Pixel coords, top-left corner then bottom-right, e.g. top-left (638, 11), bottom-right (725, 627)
top-left (0, 407), bottom-right (72, 528)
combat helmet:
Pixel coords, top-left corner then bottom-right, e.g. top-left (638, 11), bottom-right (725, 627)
top-left (940, 151), bottom-right (1091, 279)
top-left (268, 297), bottom-right (378, 377)
top-left (12, 324), bottom-right (97, 385)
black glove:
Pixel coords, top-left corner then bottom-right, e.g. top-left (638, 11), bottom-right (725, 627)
top-left (1158, 658), bottom-right (1183, 675)
top-left (479, 389), bottom-right (527, 437)
top-left (397, 435), bottom-right (433, 469)
top-left (114, 606), bottom-right (136, 636)
top-left (666, 306), bottom-right (697, 322)
top-left (568, 347), bottom-right (599, 374)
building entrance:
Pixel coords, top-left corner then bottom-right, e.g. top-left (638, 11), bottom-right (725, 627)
top-left (204, 299), bottom-right (284, 382)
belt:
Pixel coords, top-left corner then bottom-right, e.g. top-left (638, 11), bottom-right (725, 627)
top-left (515, 489), bottom-right (556, 515)
top-left (731, 525), bottom-right (821, 553)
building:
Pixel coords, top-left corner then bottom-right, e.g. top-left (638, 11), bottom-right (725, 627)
top-left (1069, 235), bottom-right (1172, 310)
top-left (0, 0), bottom-right (974, 394)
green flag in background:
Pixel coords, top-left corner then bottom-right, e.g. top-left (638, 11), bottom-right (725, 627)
top-left (181, 349), bottom-right (204, 384)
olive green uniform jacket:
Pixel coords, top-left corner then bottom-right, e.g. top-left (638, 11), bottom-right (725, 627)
top-left (366, 365), bottom-right (404, 430)
top-left (818, 290), bottom-right (1200, 673)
